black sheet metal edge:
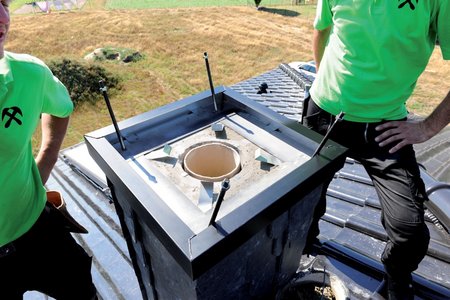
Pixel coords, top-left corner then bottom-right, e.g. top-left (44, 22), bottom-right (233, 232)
top-left (84, 87), bottom-right (348, 279)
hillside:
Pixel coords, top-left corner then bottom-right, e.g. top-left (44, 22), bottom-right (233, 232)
top-left (7, 6), bottom-right (450, 149)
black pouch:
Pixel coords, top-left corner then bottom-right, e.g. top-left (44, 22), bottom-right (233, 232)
top-left (47, 191), bottom-right (88, 234)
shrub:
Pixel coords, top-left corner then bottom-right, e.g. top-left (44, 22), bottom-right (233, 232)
top-left (48, 59), bottom-right (120, 108)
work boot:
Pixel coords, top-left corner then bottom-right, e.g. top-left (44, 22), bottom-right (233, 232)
top-left (386, 274), bottom-right (414, 300)
top-left (387, 281), bottom-right (414, 300)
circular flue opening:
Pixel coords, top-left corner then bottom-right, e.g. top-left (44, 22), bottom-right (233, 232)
top-left (183, 142), bottom-right (241, 182)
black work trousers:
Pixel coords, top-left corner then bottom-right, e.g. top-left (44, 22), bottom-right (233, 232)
top-left (303, 99), bottom-right (430, 297)
top-left (0, 203), bottom-right (97, 300)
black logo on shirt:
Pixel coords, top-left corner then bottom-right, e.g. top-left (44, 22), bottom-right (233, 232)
top-left (398, 0), bottom-right (418, 10)
top-left (2, 107), bottom-right (23, 128)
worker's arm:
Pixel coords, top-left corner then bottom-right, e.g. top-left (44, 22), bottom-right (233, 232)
top-left (375, 90), bottom-right (450, 153)
top-left (312, 26), bottom-right (331, 72)
top-left (35, 114), bottom-right (70, 184)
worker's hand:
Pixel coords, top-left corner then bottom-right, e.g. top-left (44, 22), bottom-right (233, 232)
top-left (374, 120), bottom-right (433, 153)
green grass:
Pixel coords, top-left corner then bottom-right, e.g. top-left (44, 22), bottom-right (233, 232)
top-left (10, 0), bottom-right (311, 13)
top-left (105, 0), bottom-right (296, 9)
top-left (9, 3), bottom-right (447, 151)
top-left (10, 0), bottom-right (31, 11)
top-left (10, 0), bottom-right (313, 16)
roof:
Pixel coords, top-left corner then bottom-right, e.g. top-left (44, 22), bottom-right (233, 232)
top-left (25, 64), bottom-right (450, 299)
top-left (233, 64), bottom-right (450, 298)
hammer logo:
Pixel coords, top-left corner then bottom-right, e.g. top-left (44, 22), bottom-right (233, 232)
top-left (398, 0), bottom-right (418, 10)
top-left (2, 106), bottom-right (23, 128)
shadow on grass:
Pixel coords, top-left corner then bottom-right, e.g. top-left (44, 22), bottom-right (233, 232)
top-left (258, 7), bottom-right (300, 17)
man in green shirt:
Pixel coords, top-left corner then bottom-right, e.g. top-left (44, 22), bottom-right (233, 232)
top-left (0, 1), bottom-right (96, 298)
top-left (303, 0), bottom-right (450, 299)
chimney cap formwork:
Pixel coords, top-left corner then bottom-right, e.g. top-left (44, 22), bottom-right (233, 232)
top-left (85, 86), bottom-right (347, 299)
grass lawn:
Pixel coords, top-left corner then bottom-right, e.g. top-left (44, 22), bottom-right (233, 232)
top-left (10, 0), bottom-right (304, 11)
top-left (7, 4), bottom-right (449, 151)
top-left (9, 5), bottom-right (320, 149)
top-left (105, 0), bottom-right (296, 9)
top-left (10, 0), bottom-right (32, 11)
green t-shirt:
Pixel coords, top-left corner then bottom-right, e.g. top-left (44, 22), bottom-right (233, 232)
top-left (310, 0), bottom-right (450, 122)
top-left (0, 52), bottom-right (73, 247)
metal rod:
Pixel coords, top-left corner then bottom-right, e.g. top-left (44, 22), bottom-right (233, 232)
top-left (99, 80), bottom-right (126, 151)
top-left (209, 178), bottom-right (230, 226)
top-left (204, 52), bottom-right (218, 112)
top-left (312, 112), bottom-right (345, 157)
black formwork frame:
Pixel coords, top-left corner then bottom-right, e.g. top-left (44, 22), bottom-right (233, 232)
top-left (85, 87), bottom-right (347, 299)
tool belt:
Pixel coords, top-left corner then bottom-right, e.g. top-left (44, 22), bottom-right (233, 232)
top-left (46, 190), bottom-right (88, 234)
